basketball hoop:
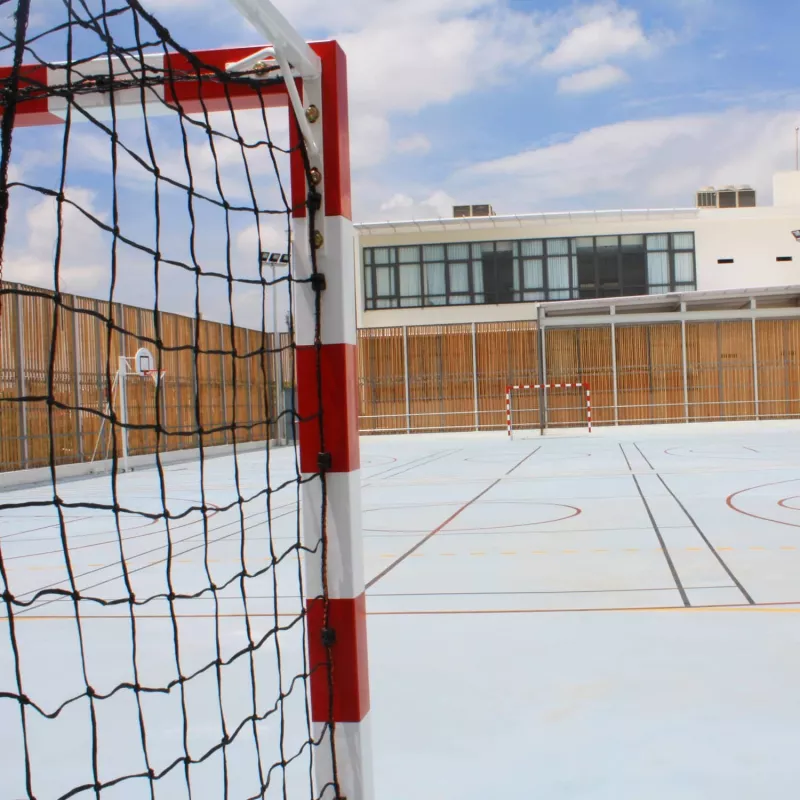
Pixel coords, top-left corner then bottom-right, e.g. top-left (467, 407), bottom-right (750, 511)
top-left (141, 369), bottom-right (167, 387)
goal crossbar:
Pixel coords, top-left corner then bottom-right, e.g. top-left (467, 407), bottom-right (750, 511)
top-left (506, 382), bottom-right (593, 437)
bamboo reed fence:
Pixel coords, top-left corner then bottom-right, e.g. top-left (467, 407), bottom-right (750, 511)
top-left (5, 281), bottom-right (800, 473)
top-left (1, 282), bottom-right (291, 472)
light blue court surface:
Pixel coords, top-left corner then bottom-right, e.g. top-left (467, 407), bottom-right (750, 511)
top-left (3, 421), bottom-right (800, 798)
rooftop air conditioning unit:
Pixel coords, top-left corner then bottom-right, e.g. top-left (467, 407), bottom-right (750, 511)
top-left (696, 187), bottom-right (717, 208)
top-left (452, 204), bottom-right (495, 218)
top-left (717, 186), bottom-right (738, 208)
top-left (737, 185), bottom-right (757, 207)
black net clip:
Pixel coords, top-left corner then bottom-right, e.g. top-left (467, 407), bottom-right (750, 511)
top-left (317, 451), bottom-right (332, 472)
top-left (310, 272), bottom-right (326, 293)
top-left (321, 627), bottom-right (337, 647)
top-left (307, 189), bottom-right (322, 213)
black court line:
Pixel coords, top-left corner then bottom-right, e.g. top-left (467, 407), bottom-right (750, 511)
top-left (631, 474), bottom-right (690, 607)
top-left (364, 448), bottom-right (461, 482)
top-left (366, 447), bottom-right (539, 590)
top-left (657, 474), bottom-right (755, 605)
top-left (619, 444), bottom-right (633, 471)
top-left (633, 442), bottom-right (655, 470)
top-left (504, 446), bottom-right (541, 475)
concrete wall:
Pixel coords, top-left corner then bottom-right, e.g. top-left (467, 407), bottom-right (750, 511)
top-left (355, 206), bottom-right (800, 329)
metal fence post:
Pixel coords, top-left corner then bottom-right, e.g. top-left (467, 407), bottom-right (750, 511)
top-left (402, 325), bottom-right (411, 434)
top-left (471, 322), bottom-right (479, 431)
top-left (751, 299), bottom-right (760, 420)
top-left (70, 297), bottom-right (84, 460)
top-left (681, 303), bottom-right (689, 423)
top-left (244, 327), bottom-right (254, 442)
top-left (14, 291), bottom-right (29, 469)
top-left (611, 316), bottom-right (619, 426)
top-left (537, 307), bottom-right (548, 435)
top-left (219, 321), bottom-right (228, 445)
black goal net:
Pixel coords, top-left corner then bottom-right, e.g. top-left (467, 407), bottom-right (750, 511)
top-left (0, 1), bottom-right (331, 798)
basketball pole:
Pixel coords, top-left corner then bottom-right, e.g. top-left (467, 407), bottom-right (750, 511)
top-left (118, 356), bottom-right (130, 473)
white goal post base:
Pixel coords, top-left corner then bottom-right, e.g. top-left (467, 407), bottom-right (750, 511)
top-left (506, 383), bottom-right (592, 438)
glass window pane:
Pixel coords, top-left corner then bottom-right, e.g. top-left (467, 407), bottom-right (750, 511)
top-left (523, 259), bottom-right (543, 289)
top-left (548, 256), bottom-right (570, 289)
top-left (674, 252), bottom-right (694, 283)
top-left (523, 291), bottom-right (545, 301)
top-left (364, 249), bottom-right (372, 265)
top-left (571, 257), bottom-right (578, 290)
top-left (373, 247), bottom-right (391, 264)
top-left (400, 297), bottom-right (420, 308)
top-left (621, 235), bottom-right (644, 249)
top-left (399, 264), bottom-right (421, 297)
top-left (425, 295), bottom-right (446, 306)
top-left (376, 298), bottom-right (393, 308)
top-left (425, 262), bottom-right (446, 297)
top-left (496, 241), bottom-right (513, 252)
top-left (622, 252), bottom-right (646, 292)
top-left (448, 295), bottom-right (471, 305)
top-left (398, 246), bottom-right (420, 263)
top-left (423, 244), bottom-right (445, 261)
top-left (673, 232), bottom-right (694, 250)
top-left (375, 266), bottom-right (394, 296)
top-left (449, 262), bottom-right (469, 293)
top-left (647, 234), bottom-right (668, 251)
top-left (575, 237), bottom-right (594, 251)
top-left (549, 289), bottom-right (570, 301)
top-left (447, 243), bottom-right (469, 260)
top-left (520, 240), bottom-right (544, 257)
top-left (596, 236), bottom-right (619, 249)
top-left (647, 252), bottom-right (669, 285)
top-left (471, 243), bottom-right (483, 259)
top-left (365, 267), bottom-right (373, 300)
top-left (513, 258), bottom-right (521, 291)
top-left (547, 239), bottom-right (568, 256)
top-left (472, 262), bottom-right (484, 294)
top-left (649, 285), bottom-right (669, 295)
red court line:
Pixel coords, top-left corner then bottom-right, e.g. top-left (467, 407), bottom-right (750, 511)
top-left (727, 479), bottom-right (800, 529)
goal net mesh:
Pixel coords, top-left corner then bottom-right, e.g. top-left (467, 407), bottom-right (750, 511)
top-left (0, 2), bottom-right (332, 798)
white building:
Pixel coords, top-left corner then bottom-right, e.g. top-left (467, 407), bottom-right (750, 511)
top-left (354, 172), bottom-right (800, 329)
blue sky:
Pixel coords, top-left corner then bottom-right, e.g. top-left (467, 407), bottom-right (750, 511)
top-left (142, 0), bottom-right (800, 220)
top-left (2, 0), bottom-right (800, 323)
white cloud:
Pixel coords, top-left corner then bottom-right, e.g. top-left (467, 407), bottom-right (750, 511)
top-left (372, 189), bottom-right (455, 221)
top-left (395, 134), bottom-right (432, 155)
top-left (457, 108), bottom-right (800, 212)
top-left (542, 4), bottom-right (655, 72)
top-left (351, 113), bottom-right (392, 170)
top-left (558, 65), bottom-right (629, 95)
top-left (4, 189), bottom-right (110, 294)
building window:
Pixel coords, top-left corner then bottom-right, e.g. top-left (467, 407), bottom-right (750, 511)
top-left (363, 231), bottom-right (696, 310)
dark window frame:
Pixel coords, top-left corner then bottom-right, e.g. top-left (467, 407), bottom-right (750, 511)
top-left (363, 230), bottom-right (696, 309)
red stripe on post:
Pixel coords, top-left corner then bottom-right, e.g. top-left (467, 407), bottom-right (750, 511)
top-left (290, 41), bottom-right (351, 220)
top-left (307, 593), bottom-right (370, 723)
top-left (296, 343), bottom-right (360, 474)
top-left (0, 65), bottom-right (61, 126)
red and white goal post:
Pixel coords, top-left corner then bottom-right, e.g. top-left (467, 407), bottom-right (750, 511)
top-left (0, 2), bottom-right (371, 798)
top-left (506, 382), bottom-right (592, 437)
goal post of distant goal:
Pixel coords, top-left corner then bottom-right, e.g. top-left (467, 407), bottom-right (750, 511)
top-left (0, 1), bottom-right (372, 799)
top-left (506, 382), bottom-right (593, 438)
